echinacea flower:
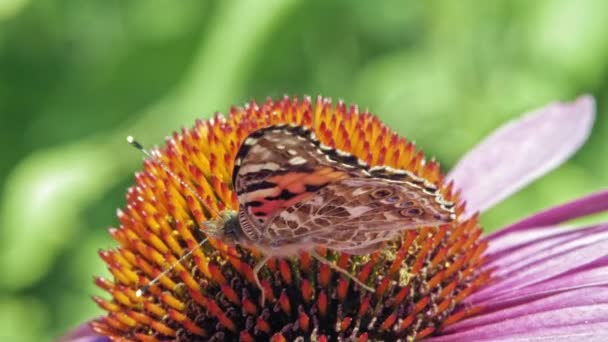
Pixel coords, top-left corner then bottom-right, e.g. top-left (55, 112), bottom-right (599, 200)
top-left (60, 95), bottom-right (606, 341)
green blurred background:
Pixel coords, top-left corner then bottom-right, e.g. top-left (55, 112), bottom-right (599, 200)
top-left (1, 1), bottom-right (607, 341)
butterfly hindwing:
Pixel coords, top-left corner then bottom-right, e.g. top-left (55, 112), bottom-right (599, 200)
top-left (266, 177), bottom-right (454, 252)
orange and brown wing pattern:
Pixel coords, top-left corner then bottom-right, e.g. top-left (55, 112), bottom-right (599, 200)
top-left (232, 124), bottom-right (455, 249)
top-left (232, 124), bottom-right (362, 241)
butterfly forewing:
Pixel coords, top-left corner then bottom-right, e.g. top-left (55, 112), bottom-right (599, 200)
top-left (232, 124), bottom-right (455, 252)
top-left (233, 125), bottom-right (351, 237)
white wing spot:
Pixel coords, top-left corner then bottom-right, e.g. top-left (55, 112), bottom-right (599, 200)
top-left (325, 155), bottom-right (337, 163)
top-left (336, 150), bottom-right (351, 157)
top-left (276, 144), bottom-right (286, 150)
top-left (369, 166), bottom-right (386, 172)
top-left (288, 156), bottom-right (308, 165)
top-left (244, 137), bottom-right (258, 146)
top-left (287, 149), bottom-right (298, 156)
top-left (319, 143), bottom-right (332, 151)
top-left (352, 187), bottom-right (371, 196)
top-left (240, 162), bottom-right (280, 174)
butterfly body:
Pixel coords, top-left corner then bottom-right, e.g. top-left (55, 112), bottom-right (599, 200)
top-left (206, 124), bottom-right (455, 257)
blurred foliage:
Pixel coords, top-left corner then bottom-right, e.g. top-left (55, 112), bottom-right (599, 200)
top-left (0, 1), bottom-right (607, 341)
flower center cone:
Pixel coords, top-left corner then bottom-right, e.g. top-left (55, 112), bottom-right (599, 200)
top-left (93, 96), bottom-right (490, 341)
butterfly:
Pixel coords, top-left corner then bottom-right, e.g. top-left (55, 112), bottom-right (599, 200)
top-left (204, 124), bottom-right (455, 301)
top-left (130, 123), bottom-right (455, 302)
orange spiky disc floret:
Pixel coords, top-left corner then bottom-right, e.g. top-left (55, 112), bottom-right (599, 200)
top-left (93, 96), bottom-right (490, 341)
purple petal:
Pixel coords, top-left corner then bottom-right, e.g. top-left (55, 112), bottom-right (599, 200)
top-left (438, 286), bottom-right (608, 335)
top-left (483, 225), bottom-right (576, 257)
top-left (432, 222), bottom-right (608, 340)
top-left (490, 189), bottom-right (608, 239)
top-left (485, 224), bottom-right (608, 264)
top-left (429, 315), bottom-right (608, 342)
top-left (468, 224), bottom-right (608, 304)
top-left (471, 256), bottom-right (608, 308)
top-left (447, 95), bottom-right (595, 216)
top-left (57, 322), bottom-right (108, 342)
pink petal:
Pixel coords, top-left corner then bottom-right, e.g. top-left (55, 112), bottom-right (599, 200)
top-left (429, 316), bottom-right (608, 342)
top-left (485, 224), bottom-right (608, 264)
top-left (444, 286), bottom-right (608, 332)
top-left (447, 95), bottom-right (595, 216)
top-left (432, 222), bottom-right (608, 340)
top-left (472, 257), bottom-right (608, 307)
top-left (468, 224), bottom-right (608, 304)
top-left (483, 225), bottom-right (576, 257)
top-left (490, 189), bottom-right (608, 239)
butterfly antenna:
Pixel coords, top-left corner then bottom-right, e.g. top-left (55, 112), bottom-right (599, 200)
top-left (309, 249), bottom-right (375, 293)
top-left (126, 136), bottom-right (220, 217)
top-left (136, 237), bottom-right (208, 297)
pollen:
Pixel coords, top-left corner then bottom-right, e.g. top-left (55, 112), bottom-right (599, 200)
top-left (93, 96), bottom-right (490, 341)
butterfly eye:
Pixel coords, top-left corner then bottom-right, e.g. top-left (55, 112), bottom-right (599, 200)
top-left (370, 188), bottom-right (393, 199)
top-left (400, 208), bottom-right (424, 217)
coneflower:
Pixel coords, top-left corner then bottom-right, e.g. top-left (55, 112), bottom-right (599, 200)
top-left (61, 95), bottom-right (607, 342)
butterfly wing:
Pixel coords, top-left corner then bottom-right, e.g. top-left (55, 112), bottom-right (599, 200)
top-left (233, 125), bottom-right (356, 240)
top-left (232, 124), bottom-right (454, 250)
top-left (265, 176), bottom-right (454, 253)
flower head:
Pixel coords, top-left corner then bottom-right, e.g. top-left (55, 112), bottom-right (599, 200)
top-left (62, 95), bottom-right (607, 341)
top-left (91, 96), bottom-right (489, 341)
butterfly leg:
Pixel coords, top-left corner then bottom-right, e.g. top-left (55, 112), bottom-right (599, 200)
top-left (309, 249), bottom-right (375, 293)
top-left (253, 254), bottom-right (272, 306)
top-left (135, 237), bottom-right (209, 297)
